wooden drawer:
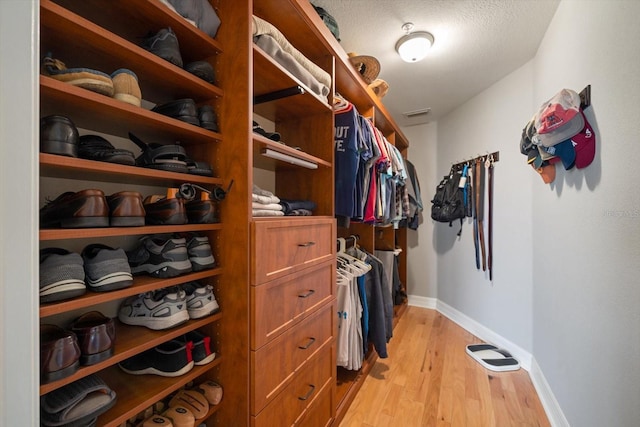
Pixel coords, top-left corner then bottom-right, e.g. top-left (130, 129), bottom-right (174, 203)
top-left (252, 343), bottom-right (334, 427)
top-left (251, 303), bottom-right (334, 413)
top-left (252, 260), bottom-right (334, 349)
top-left (251, 218), bottom-right (336, 285)
top-left (294, 379), bottom-right (334, 427)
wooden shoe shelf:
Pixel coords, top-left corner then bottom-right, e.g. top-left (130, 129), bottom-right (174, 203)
top-left (39, 1), bottom-right (225, 425)
top-left (39, 0), bottom-right (410, 425)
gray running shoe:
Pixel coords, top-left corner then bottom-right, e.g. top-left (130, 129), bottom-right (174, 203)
top-left (182, 282), bottom-right (219, 319)
top-left (40, 248), bottom-right (86, 303)
top-left (185, 235), bottom-right (215, 271)
top-left (118, 286), bottom-right (189, 330)
top-left (126, 235), bottom-right (192, 278)
top-left (141, 27), bottom-right (183, 68)
top-left (82, 244), bottom-right (133, 292)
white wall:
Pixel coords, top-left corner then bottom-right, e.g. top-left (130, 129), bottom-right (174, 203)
top-left (403, 122), bottom-right (438, 298)
top-left (406, 1), bottom-right (640, 425)
top-left (531, 1), bottom-right (640, 426)
top-left (0, 0), bottom-right (40, 425)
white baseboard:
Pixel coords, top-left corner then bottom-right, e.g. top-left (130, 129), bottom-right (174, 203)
top-left (407, 295), bottom-right (437, 309)
top-left (530, 358), bottom-right (571, 427)
top-left (407, 295), bottom-right (568, 426)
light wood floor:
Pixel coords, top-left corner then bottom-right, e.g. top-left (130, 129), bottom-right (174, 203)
top-left (339, 306), bottom-right (549, 427)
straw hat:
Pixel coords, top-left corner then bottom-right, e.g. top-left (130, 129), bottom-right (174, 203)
top-left (348, 53), bottom-right (380, 84)
top-left (369, 79), bottom-right (389, 98)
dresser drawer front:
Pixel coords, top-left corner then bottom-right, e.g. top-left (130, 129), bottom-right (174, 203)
top-left (294, 379), bottom-right (334, 427)
top-left (252, 260), bottom-right (334, 349)
top-left (252, 344), bottom-right (334, 427)
top-left (251, 218), bottom-right (336, 284)
top-left (252, 303), bottom-right (334, 413)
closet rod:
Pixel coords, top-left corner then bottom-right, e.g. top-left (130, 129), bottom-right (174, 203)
top-left (254, 85), bottom-right (305, 104)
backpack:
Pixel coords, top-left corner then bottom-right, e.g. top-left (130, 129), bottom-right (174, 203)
top-left (431, 166), bottom-right (467, 235)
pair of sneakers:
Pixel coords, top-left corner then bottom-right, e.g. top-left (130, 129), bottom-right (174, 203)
top-left (40, 244), bottom-right (133, 303)
top-left (41, 56), bottom-right (142, 107)
top-left (126, 233), bottom-right (216, 278)
top-left (118, 281), bottom-right (219, 331)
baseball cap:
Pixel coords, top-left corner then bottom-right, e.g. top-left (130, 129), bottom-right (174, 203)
top-left (532, 162), bottom-right (556, 184)
top-left (570, 110), bottom-right (596, 169)
top-left (532, 89), bottom-right (584, 147)
top-left (538, 139), bottom-right (576, 170)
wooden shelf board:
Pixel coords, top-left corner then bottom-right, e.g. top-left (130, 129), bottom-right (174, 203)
top-left (40, 153), bottom-right (223, 187)
top-left (96, 359), bottom-right (222, 427)
top-left (40, 77), bottom-right (222, 147)
top-left (40, 268), bottom-right (222, 318)
top-left (40, 223), bottom-right (222, 241)
top-left (252, 134), bottom-right (331, 171)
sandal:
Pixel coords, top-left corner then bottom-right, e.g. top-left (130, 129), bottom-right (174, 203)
top-left (78, 135), bottom-right (135, 166)
top-left (128, 132), bottom-right (188, 173)
top-left (186, 158), bottom-right (214, 177)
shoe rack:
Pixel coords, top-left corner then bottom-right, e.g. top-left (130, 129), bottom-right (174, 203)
top-left (39, 0), bottom-right (225, 425)
top-left (38, 0), bottom-right (410, 426)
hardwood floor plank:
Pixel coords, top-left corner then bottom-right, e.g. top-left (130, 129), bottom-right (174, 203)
top-left (339, 307), bottom-right (549, 427)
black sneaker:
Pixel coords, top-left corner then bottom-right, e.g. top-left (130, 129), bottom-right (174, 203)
top-left (142, 27), bottom-right (183, 67)
top-left (118, 339), bottom-right (194, 377)
top-left (126, 235), bottom-right (192, 278)
top-left (82, 244), bottom-right (133, 292)
top-left (183, 330), bottom-right (216, 366)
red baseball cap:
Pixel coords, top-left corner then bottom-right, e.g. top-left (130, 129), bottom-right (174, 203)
top-left (570, 110), bottom-right (596, 169)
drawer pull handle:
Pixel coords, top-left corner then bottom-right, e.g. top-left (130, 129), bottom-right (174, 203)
top-left (298, 384), bottom-right (316, 401)
top-left (298, 241), bottom-right (316, 247)
top-left (298, 289), bottom-right (315, 299)
top-left (298, 337), bottom-right (316, 350)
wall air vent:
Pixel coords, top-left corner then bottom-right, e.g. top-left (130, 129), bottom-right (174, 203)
top-left (402, 107), bottom-right (431, 118)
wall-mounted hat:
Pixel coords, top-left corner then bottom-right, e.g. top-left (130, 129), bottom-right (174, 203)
top-left (369, 78), bottom-right (389, 98)
top-left (348, 53), bottom-right (380, 84)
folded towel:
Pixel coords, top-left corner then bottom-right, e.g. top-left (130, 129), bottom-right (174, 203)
top-left (252, 193), bottom-right (280, 205)
top-left (252, 15), bottom-right (331, 88)
top-left (252, 184), bottom-right (274, 198)
top-left (252, 202), bottom-right (283, 211)
top-left (253, 209), bottom-right (285, 217)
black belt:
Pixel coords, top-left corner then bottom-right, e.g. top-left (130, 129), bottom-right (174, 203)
top-left (471, 162), bottom-right (480, 270)
top-left (475, 158), bottom-right (486, 271)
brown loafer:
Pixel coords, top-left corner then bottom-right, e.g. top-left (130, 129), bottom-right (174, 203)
top-left (144, 195), bottom-right (187, 225)
top-left (107, 191), bottom-right (146, 227)
top-left (71, 311), bottom-right (116, 366)
top-left (40, 189), bottom-right (109, 228)
top-left (40, 324), bottom-right (81, 383)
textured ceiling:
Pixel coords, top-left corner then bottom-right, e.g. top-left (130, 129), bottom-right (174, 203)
top-left (310, 0), bottom-right (560, 127)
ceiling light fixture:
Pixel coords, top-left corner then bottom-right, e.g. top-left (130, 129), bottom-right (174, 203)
top-left (395, 22), bottom-right (434, 63)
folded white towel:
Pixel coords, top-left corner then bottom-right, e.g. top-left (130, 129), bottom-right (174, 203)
top-left (252, 202), bottom-right (283, 211)
top-left (253, 209), bottom-right (285, 217)
top-left (252, 193), bottom-right (280, 204)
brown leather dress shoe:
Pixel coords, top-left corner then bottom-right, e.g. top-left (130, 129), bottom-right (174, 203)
top-left (144, 195), bottom-right (187, 225)
top-left (71, 311), bottom-right (116, 366)
top-left (107, 191), bottom-right (146, 227)
top-left (40, 189), bottom-right (109, 228)
top-left (40, 324), bottom-right (81, 383)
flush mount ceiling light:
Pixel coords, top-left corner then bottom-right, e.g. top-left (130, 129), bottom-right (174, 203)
top-left (395, 22), bottom-right (434, 63)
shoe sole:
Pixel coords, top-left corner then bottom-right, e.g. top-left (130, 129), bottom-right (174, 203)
top-left (40, 280), bottom-right (86, 303)
top-left (41, 360), bottom-right (80, 383)
top-left (195, 352), bottom-right (216, 366)
top-left (86, 272), bottom-right (133, 291)
top-left (190, 255), bottom-right (215, 271)
top-left (119, 360), bottom-right (194, 377)
top-left (55, 77), bottom-right (115, 97)
top-left (130, 259), bottom-right (192, 278)
top-left (81, 347), bottom-right (114, 366)
top-left (114, 93), bottom-right (141, 107)
top-left (188, 304), bottom-right (220, 320)
top-left (119, 309), bottom-right (190, 330)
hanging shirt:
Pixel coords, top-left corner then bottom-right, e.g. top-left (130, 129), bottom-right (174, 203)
top-left (335, 103), bottom-right (361, 222)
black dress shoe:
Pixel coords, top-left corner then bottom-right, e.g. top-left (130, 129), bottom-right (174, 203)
top-left (40, 115), bottom-right (79, 157)
top-left (78, 134), bottom-right (135, 166)
top-left (198, 105), bottom-right (219, 132)
top-left (151, 98), bottom-right (199, 126)
top-left (185, 60), bottom-right (215, 83)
